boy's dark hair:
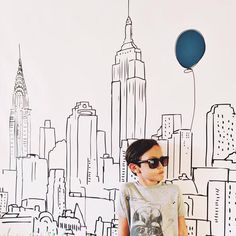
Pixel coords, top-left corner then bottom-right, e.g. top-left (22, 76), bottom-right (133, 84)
top-left (126, 139), bottom-right (159, 165)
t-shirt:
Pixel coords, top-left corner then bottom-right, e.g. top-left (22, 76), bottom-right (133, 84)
top-left (116, 181), bottom-right (186, 236)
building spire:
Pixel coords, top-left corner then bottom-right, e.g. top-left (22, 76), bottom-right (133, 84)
top-left (18, 44), bottom-right (23, 75)
top-left (12, 45), bottom-right (29, 108)
top-left (122, 0), bottom-right (137, 49)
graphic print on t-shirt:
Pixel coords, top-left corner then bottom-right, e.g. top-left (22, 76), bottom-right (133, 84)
top-left (130, 206), bottom-right (163, 236)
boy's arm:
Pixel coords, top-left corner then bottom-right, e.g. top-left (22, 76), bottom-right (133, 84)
top-left (178, 216), bottom-right (188, 236)
top-left (118, 216), bottom-right (129, 236)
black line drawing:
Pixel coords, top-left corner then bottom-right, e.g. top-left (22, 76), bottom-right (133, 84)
top-left (0, 1), bottom-right (236, 236)
top-left (111, 13), bottom-right (146, 165)
top-left (184, 68), bottom-right (196, 131)
top-left (9, 45), bottom-right (31, 171)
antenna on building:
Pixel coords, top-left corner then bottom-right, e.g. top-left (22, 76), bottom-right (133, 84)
top-left (128, 0), bottom-right (130, 17)
top-left (18, 44), bottom-right (21, 60)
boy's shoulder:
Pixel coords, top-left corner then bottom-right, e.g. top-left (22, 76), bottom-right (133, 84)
top-left (162, 182), bottom-right (182, 194)
top-left (118, 182), bottom-right (140, 196)
top-left (119, 181), bottom-right (136, 191)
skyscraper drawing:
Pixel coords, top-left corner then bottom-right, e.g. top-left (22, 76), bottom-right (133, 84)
top-left (47, 169), bottom-right (66, 221)
top-left (206, 104), bottom-right (236, 166)
top-left (0, 170), bottom-right (16, 205)
top-left (153, 114), bottom-right (192, 179)
top-left (16, 154), bottom-right (48, 206)
top-left (208, 181), bottom-right (236, 236)
top-left (169, 129), bottom-right (192, 179)
top-left (161, 114), bottom-right (182, 139)
top-left (9, 49), bottom-right (31, 170)
top-left (111, 16), bottom-right (147, 163)
top-left (66, 102), bottom-right (99, 192)
top-left (0, 190), bottom-right (8, 215)
top-left (39, 120), bottom-right (56, 159)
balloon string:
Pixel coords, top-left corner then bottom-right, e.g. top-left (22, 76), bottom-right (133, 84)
top-left (184, 68), bottom-right (196, 131)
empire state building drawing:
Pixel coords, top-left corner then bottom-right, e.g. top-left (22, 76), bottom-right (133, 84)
top-left (111, 16), bottom-right (147, 162)
top-left (9, 49), bottom-right (31, 170)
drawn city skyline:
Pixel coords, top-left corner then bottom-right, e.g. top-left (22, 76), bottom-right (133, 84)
top-left (1, 1), bottom-right (236, 235)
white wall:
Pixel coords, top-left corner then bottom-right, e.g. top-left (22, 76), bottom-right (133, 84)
top-left (0, 1), bottom-right (236, 235)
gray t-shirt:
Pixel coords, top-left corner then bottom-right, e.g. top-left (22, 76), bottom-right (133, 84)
top-left (117, 181), bottom-right (186, 236)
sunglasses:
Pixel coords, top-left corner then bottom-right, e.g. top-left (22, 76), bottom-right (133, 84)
top-left (136, 156), bottom-right (169, 169)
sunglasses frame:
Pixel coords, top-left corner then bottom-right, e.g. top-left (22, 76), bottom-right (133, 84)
top-left (136, 156), bottom-right (169, 169)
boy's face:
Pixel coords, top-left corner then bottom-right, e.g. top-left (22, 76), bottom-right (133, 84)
top-left (135, 145), bottom-right (165, 185)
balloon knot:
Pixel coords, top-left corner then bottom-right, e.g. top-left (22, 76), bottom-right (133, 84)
top-left (184, 68), bottom-right (193, 73)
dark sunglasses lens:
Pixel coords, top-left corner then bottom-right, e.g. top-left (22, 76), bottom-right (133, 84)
top-left (161, 156), bottom-right (169, 166)
top-left (148, 159), bottom-right (159, 169)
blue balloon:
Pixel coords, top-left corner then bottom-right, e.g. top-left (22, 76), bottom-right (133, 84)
top-left (175, 29), bottom-right (206, 69)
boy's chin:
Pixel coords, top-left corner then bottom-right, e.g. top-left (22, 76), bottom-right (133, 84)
top-left (156, 175), bottom-right (164, 182)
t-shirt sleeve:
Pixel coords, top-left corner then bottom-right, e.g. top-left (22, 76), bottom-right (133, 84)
top-left (177, 187), bottom-right (186, 217)
top-left (116, 184), bottom-right (130, 219)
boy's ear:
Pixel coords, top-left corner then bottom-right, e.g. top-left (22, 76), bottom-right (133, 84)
top-left (128, 163), bottom-right (140, 175)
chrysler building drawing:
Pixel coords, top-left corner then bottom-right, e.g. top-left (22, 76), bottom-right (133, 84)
top-left (9, 47), bottom-right (31, 170)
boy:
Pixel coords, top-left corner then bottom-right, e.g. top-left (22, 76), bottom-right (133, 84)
top-left (117, 139), bottom-right (188, 236)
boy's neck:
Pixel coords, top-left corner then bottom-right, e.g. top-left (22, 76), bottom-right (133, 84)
top-left (137, 177), bottom-right (162, 187)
